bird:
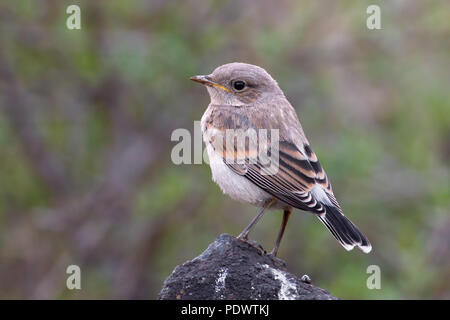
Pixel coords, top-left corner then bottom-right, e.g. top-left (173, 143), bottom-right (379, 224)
top-left (190, 62), bottom-right (371, 256)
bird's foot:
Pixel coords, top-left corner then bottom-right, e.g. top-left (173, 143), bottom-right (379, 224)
top-left (237, 236), bottom-right (266, 256)
top-left (246, 239), bottom-right (266, 256)
top-left (265, 252), bottom-right (288, 270)
top-left (236, 233), bottom-right (247, 241)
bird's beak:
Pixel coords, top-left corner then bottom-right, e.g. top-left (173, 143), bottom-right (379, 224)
top-left (190, 75), bottom-right (230, 93)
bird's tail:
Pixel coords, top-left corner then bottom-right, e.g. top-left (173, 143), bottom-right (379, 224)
top-left (317, 205), bottom-right (372, 253)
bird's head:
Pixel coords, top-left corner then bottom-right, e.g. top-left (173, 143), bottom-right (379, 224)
top-left (190, 62), bottom-right (283, 106)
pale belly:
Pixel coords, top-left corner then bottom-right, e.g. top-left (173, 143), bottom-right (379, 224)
top-left (206, 143), bottom-right (273, 207)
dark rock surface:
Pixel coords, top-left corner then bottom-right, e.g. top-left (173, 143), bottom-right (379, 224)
top-left (159, 234), bottom-right (337, 300)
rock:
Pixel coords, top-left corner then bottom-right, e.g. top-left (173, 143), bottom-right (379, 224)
top-left (158, 234), bottom-right (337, 300)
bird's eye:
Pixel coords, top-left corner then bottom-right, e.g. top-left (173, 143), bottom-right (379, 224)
top-left (233, 80), bottom-right (246, 91)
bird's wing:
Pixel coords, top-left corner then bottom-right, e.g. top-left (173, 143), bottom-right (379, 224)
top-left (220, 137), bottom-right (335, 214)
top-left (208, 133), bottom-right (371, 253)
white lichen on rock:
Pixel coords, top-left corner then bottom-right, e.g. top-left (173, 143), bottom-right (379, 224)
top-left (215, 267), bottom-right (228, 294)
top-left (263, 264), bottom-right (298, 300)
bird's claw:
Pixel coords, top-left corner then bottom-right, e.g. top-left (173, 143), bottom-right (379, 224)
top-left (265, 253), bottom-right (288, 269)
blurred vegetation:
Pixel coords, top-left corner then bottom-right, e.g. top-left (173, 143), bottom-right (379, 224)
top-left (0, 0), bottom-right (449, 299)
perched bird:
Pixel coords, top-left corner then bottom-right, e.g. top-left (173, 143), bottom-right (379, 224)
top-left (191, 62), bottom-right (371, 256)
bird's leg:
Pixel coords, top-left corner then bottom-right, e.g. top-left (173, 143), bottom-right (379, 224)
top-left (270, 208), bottom-right (292, 256)
top-left (238, 199), bottom-right (275, 241)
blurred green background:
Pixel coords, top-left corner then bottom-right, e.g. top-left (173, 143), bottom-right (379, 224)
top-left (0, 0), bottom-right (449, 299)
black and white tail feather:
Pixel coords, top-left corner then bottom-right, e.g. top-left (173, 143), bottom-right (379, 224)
top-left (317, 204), bottom-right (371, 253)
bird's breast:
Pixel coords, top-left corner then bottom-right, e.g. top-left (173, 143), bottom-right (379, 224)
top-left (201, 107), bottom-right (271, 206)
